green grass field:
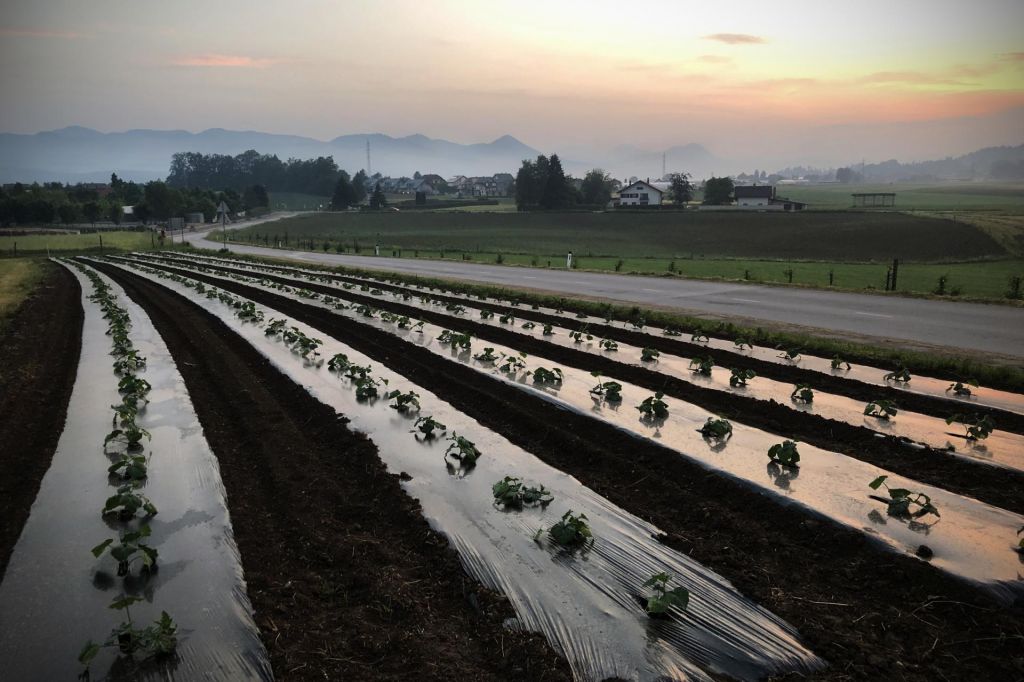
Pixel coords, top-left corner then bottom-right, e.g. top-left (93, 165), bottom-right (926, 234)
top-left (224, 207), bottom-right (1024, 299)
top-left (230, 210), bottom-right (1006, 261)
top-left (0, 230), bottom-right (159, 256)
top-left (0, 259), bottom-right (44, 324)
top-left (777, 182), bottom-right (1024, 212)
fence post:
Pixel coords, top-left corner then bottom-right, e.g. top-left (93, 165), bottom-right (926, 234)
top-left (99, 233), bottom-right (104, 253)
top-left (891, 258), bottom-right (900, 291)
top-left (828, 270), bottom-right (834, 286)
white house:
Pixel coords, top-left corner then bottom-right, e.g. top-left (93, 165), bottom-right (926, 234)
top-left (617, 179), bottom-right (663, 206)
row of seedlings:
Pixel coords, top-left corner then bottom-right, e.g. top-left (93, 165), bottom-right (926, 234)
top-left (154, 254), bottom-right (1002, 447)
top-left (143, 257), bottom-right (954, 531)
top-left (69, 262), bottom-right (178, 678)
top-left (133, 258), bottom-right (980, 528)
top-left (128, 258), bottom-right (699, 618)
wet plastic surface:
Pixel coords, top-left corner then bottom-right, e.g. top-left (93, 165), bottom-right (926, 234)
top-left (134, 257), bottom-right (1024, 605)
top-left (107, 259), bottom-right (825, 681)
top-left (158, 252), bottom-right (1024, 417)
top-left (0, 263), bottom-right (271, 680)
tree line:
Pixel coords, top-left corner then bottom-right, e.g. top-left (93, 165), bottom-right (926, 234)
top-left (0, 173), bottom-right (268, 226)
top-left (167, 150), bottom-right (347, 196)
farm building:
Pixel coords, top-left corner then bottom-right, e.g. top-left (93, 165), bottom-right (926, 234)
top-left (732, 185), bottom-right (807, 211)
top-left (851, 192), bottom-right (896, 208)
top-left (617, 180), bottom-right (663, 206)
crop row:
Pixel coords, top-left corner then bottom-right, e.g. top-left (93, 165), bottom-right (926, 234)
top-left (140, 254), bottom-right (1021, 472)
top-left (108, 256), bottom-right (827, 678)
top-left (114, 256), bottom-right (1024, 598)
top-left (155, 251), bottom-right (1024, 417)
top-left (65, 261), bottom-right (178, 677)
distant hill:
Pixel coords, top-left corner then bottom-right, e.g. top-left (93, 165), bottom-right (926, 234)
top-left (0, 127), bottom-right (543, 183)
top-left (854, 144), bottom-right (1024, 182)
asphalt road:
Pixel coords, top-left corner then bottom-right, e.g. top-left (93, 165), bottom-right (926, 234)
top-left (186, 227), bottom-right (1024, 358)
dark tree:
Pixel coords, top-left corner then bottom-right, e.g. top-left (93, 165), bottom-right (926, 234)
top-left (351, 170), bottom-right (368, 204)
top-left (332, 171), bottom-right (356, 209)
top-left (580, 169), bottom-right (613, 206)
top-left (369, 183), bottom-right (387, 209)
top-left (541, 154), bottom-right (572, 209)
top-left (668, 172), bottom-right (693, 205)
top-left (243, 184), bottom-right (270, 209)
top-left (702, 176), bottom-right (735, 205)
top-left (82, 201), bottom-right (102, 223)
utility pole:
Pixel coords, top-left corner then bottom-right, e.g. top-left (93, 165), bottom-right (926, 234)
top-left (366, 139), bottom-right (372, 176)
top-left (662, 152), bottom-right (666, 179)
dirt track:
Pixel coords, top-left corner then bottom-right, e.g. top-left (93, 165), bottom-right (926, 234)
top-left (105, 258), bottom-right (1024, 682)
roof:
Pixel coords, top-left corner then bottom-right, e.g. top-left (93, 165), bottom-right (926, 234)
top-left (851, 192), bottom-right (896, 197)
top-left (734, 185), bottom-right (774, 199)
top-left (622, 180), bottom-right (663, 194)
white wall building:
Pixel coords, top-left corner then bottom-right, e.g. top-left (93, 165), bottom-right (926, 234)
top-left (617, 180), bottom-right (663, 206)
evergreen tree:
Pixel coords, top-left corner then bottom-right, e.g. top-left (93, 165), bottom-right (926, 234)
top-left (352, 169), bottom-right (368, 204)
top-left (369, 182), bottom-right (387, 209)
top-left (332, 171), bottom-right (356, 209)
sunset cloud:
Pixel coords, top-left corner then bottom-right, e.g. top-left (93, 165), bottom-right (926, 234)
top-left (170, 54), bottom-right (282, 68)
top-left (703, 33), bottom-right (765, 45)
top-left (0, 28), bottom-right (80, 39)
top-left (857, 71), bottom-right (964, 86)
top-left (697, 55), bottom-right (733, 64)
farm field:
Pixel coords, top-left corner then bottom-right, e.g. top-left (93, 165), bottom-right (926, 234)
top-left (0, 229), bottom-right (156, 256)
top-left (3, 249), bottom-right (1024, 680)
top-left (225, 209), bottom-right (1024, 299)
top-left (777, 182), bottom-right (1024, 212)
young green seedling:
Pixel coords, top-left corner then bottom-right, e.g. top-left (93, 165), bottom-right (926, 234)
top-left (354, 375), bottom-right (387, 401)
top-left (445, 433), bottom-right (482, 466)
top-left (729, 368), bottom-right (756, 387)
top-left (473, 347), bottom-right (500, 363)
top-left (946, 379), bottom-right (979, 397)
top-left (869, 475), bottom-right (940, 519)
top-left (641, 347), bottom-right (660, 362)
top-left (598, 338), bottom-right (618, 351)
top-left (108, 454), bottom-right (148, 482)
top-left (543, 511), bottom-right (593, 548)
top-left (492, 476), bottom-right (554, 509)
top-left (697, 417), bottom-right (733, 442)
top-left (663, 326), bottom-right (682, 337)
top-left (688, 356), bottom-right (714, 376)
top-left (531, 367), bottom-right (563, 385)
top-left (864, 399), bottom-right (899, 420)
top-left (884, 366), bottom-right (912, 383)
top-left (497, 351), bottom-right (528, 373)
top-left (778, 347), bottom-right (802, 362)
top-left (499, 312), bottom-right (515, 324)
top-left (790, 383), bottom-right (814, 404)
top-left (643, 572), bottom-right (690, 615)
top-left (479, 309), bottom-right (495, 319)
top-left (102, 483), bottom-right (158, 520)
top-left (569, 328), bottom-right (592, 344)
top-left (733, 338), bottom-right (753, 351)
top-left (413, 415), bottom-right (447, 438)
top-left (637, 393), bottom-right (669, 419)
top-left (767, 440), bottom-right (800, 468)
top-left (384, 389), bottom-right (420, 413)
top-left (104, 424), bottom-right (152, 452)
top-left (542, 323), bottom-right (554, 336)
top-left (91, 525), bottom-right (158, 576)
top-left (831, 355), bottom-right (851, 371)
top-left (112, 350), bottom-right (147, 375)
top-left (327, 353), bottom-right (352, 372)
top-left (691, 332), bottom-right (709, 343)
top-left (946, 413), bottom-right (995, 441)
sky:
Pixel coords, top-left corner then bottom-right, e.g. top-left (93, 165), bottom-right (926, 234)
top-left (1, 0), bottom-right (1023, 168)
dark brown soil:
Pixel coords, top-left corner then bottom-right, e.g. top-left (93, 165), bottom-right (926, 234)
top-left (117, 258), bottom-right (1024, 682)
top-left (0, 262), bottom-right (82, 576)
top-left (90, 261), bottom-right (572, 682)
top-left (140, 257), bottom-right (1024, 515)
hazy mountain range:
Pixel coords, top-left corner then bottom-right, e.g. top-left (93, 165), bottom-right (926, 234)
top-left (0, 126), bottom-right (1020, 185)
top-left (0, 126), bottom-right (726, 184)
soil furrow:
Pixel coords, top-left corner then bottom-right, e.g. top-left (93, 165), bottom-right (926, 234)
top-left (109, 258), bottom-right (1024, 682)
